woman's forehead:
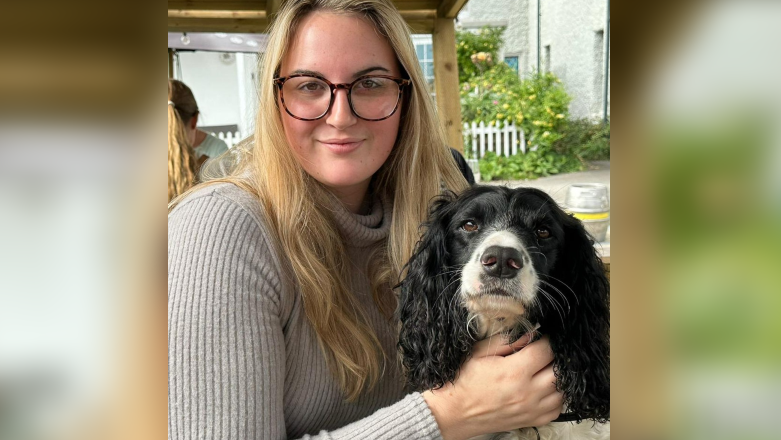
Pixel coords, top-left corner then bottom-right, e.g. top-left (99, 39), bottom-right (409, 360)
top-left (281, 11), bottom-right (400, 78)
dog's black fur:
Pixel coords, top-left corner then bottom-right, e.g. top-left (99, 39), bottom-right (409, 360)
top-left (397, 185), bottom-right (610, 423)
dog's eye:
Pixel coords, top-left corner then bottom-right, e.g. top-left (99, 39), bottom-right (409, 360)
top-left (536, 228), bottom-right (550, 238)
top-left (462, 221), bottom-right (479, 232)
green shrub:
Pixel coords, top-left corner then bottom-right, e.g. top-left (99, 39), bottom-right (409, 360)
top-left (552, 118), bottom-right (611, 161)
top-left (457, 26), bottom-right (571, 155)
top-left (458, 25), bottom-right (607, 181)
top-left (478, 150), bottom-right (583, 181)
top-left (456, 27), bottom-right (505, 83)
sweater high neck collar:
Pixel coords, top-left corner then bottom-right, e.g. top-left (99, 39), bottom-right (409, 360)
top-left (330, 193), bottom-right (391, 248)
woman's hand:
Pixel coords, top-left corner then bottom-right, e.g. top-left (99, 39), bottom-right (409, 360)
top-left (422, 335), bottom-right (564, 440)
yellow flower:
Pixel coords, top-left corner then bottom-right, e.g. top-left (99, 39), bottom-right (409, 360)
top-left (497, 113), bottom-right (504, 119)
top-left (556, 114), bottom-right (565, 119)
top-left (542, 131), bottom-right (550, 138)
top-left (516, 112), bottom-right (524, 120)
top-left (489, 121), bottom-right (495, 126)
top-left (533, 120), bottom-right (542, 126)
top-left (529, 94), bottom-right (536, 101)
top-left (502, 104), bottom-right (509, 110)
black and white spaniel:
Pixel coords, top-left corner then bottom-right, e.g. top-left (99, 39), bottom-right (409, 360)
top-left (398, 185), bottom-right (610, 440)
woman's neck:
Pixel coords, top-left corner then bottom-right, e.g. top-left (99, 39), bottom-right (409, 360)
top-left (193, 129), bottom-right (208, 148)
top-left (327, 181), bottom-right (372, 215)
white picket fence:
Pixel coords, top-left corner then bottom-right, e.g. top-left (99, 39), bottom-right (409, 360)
top-left (463, 121), bottom-right (528, 159)
top-left (212, 131), bottom-right (243, 148)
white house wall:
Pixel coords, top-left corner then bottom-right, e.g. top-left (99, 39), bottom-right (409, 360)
top-left (178, 51), bottom-right (242, 127)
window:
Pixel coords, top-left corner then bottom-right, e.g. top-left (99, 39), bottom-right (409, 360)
top-left (412, 35), bottom-right (435, 94)
top-left (504, 55), bottom-right (519, 74)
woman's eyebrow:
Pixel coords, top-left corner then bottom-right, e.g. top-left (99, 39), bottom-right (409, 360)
top-left (353, 66), bottom-right (390, 78)
top-left (288, 66), bottom-right (391, 79)
top-left (289, 69), bottom-right (324, 77)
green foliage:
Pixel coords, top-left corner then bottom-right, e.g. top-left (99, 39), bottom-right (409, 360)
top-left (478, 151), bottom-right (583, 182)
top-left (457, 25), bottom-right (607, 181)
top-left (552, 118), bottom-right (611, 161)
top-left (457, 27), bottom-right (571, 156)
top-left (456, 27), bottom-right (505, 83)
top-left (461, 70), bottom-right (571, 153)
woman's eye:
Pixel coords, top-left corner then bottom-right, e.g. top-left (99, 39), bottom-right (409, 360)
top-left (536, 228), bottom-right (550, 239)
top-left (358, 79), bottom-right (380, 89)
top-left (462, 221), bottom-right (479, 232)
top-left (299, 82), bottom-right (325, 92)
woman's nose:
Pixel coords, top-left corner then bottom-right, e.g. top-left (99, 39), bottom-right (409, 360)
top-left (325, 88), bottom-right (358, 129)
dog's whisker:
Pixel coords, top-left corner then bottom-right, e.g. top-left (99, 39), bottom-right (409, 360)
top-left (538, 279), bottom-right (572, 313)
top-left (537, 288), bottom-right (566, 327)
top-left (538, 274), bottom-right (578, 305)
top-left (527, 250), bottom-right (549, 265)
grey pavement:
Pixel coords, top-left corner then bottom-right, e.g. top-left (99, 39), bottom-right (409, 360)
top-left (481, 160), bottom-right (610, 206)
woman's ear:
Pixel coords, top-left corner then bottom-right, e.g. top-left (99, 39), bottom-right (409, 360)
top-left (188, 113), bottom-right (199, 130)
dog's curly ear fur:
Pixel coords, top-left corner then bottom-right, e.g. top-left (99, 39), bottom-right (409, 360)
top-left (544, 208), bottom-right (611, 423)
top-left (397, 192), bottom-right (473, 391)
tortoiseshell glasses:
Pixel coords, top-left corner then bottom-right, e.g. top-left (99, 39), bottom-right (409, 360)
top-left (273, 74), bottom-right (411, 121)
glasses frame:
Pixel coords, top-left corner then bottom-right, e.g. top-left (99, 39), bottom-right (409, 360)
top-left (273, 74), bottom-right (411, 122)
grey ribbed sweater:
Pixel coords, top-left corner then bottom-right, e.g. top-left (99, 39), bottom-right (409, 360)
top-left (168, 183), bottom-right (442, 440)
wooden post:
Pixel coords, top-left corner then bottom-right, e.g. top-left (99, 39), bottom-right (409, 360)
top-left (168, 49), bottom-right (174, 78)
top-left (432, 17), bottom-right (464, 153)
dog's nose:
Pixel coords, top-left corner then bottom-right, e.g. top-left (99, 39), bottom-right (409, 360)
top-left (480, 246), bottom-right (523, 278)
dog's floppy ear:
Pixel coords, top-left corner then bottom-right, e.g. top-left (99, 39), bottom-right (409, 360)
top-left (546, 207), bottom-right (611, 423)
top-left (397, 191), bottom-right (473, 391)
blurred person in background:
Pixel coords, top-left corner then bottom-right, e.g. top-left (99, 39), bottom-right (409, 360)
top-left (167, 79), bottom-right (229, 202)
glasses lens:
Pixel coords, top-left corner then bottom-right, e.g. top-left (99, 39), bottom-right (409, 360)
top-left (281, 76), bottom-right (331, 119)
top-left (350, 77), bottom-right (400, 120)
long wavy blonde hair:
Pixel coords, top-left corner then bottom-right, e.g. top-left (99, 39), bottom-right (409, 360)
top-left (168, 79), bottom-right (199, 202)
top-left (172, 0), bottom-right (468, 400)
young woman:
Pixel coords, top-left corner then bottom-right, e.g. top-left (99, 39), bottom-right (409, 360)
top-left (168, 0), bottom-right (564, 438)
top-left (168, 79), bottom-right (229, 202)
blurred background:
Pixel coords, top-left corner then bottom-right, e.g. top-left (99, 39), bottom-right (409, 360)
top-left (1, 0), bottom-right (780, 439)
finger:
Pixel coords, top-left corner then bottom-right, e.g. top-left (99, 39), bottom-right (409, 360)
top-left (507, 331), bottom-right (534, 352)
top-left (537, 388), bottom-right (565, 413)
top-left (472, 333), bottom-right (512, 358)
top-left (533, 407), bottom-right (564, 427)
top-left (506, 336), bottom-right (554, 374)
top-left (530, 362), bottom-right (557, 389)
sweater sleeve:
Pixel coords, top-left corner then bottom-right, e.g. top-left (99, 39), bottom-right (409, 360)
top-left (304, 393), bottom-right (442, 440)
top-left (168, 188), bottom-right (443, 440)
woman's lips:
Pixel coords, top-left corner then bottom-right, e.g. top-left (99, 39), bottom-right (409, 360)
top-left (318, 139), bottom-right (364, 154)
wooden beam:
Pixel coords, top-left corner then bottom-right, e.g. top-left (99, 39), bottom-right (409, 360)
top-left (437, 0), bottom-right (469, 18)
top-left (266, 0), bottom-right (282, 21)
top-left (168, 17), bottom-right (270, 33)
top-left (168, 9), bottom-right (266, 19)
top-left (168, 49), bottom-right (174, 78)
top-left (168, 1), bottom-right (266, 11)
top-left (406, 18), bottom-right (435, 34)
top-left (398, 10), bottom-right (436, 20)
top-left (393, 0), bottom-right (440, 11)
top-left (432, 17), bottom-right (463, 153)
